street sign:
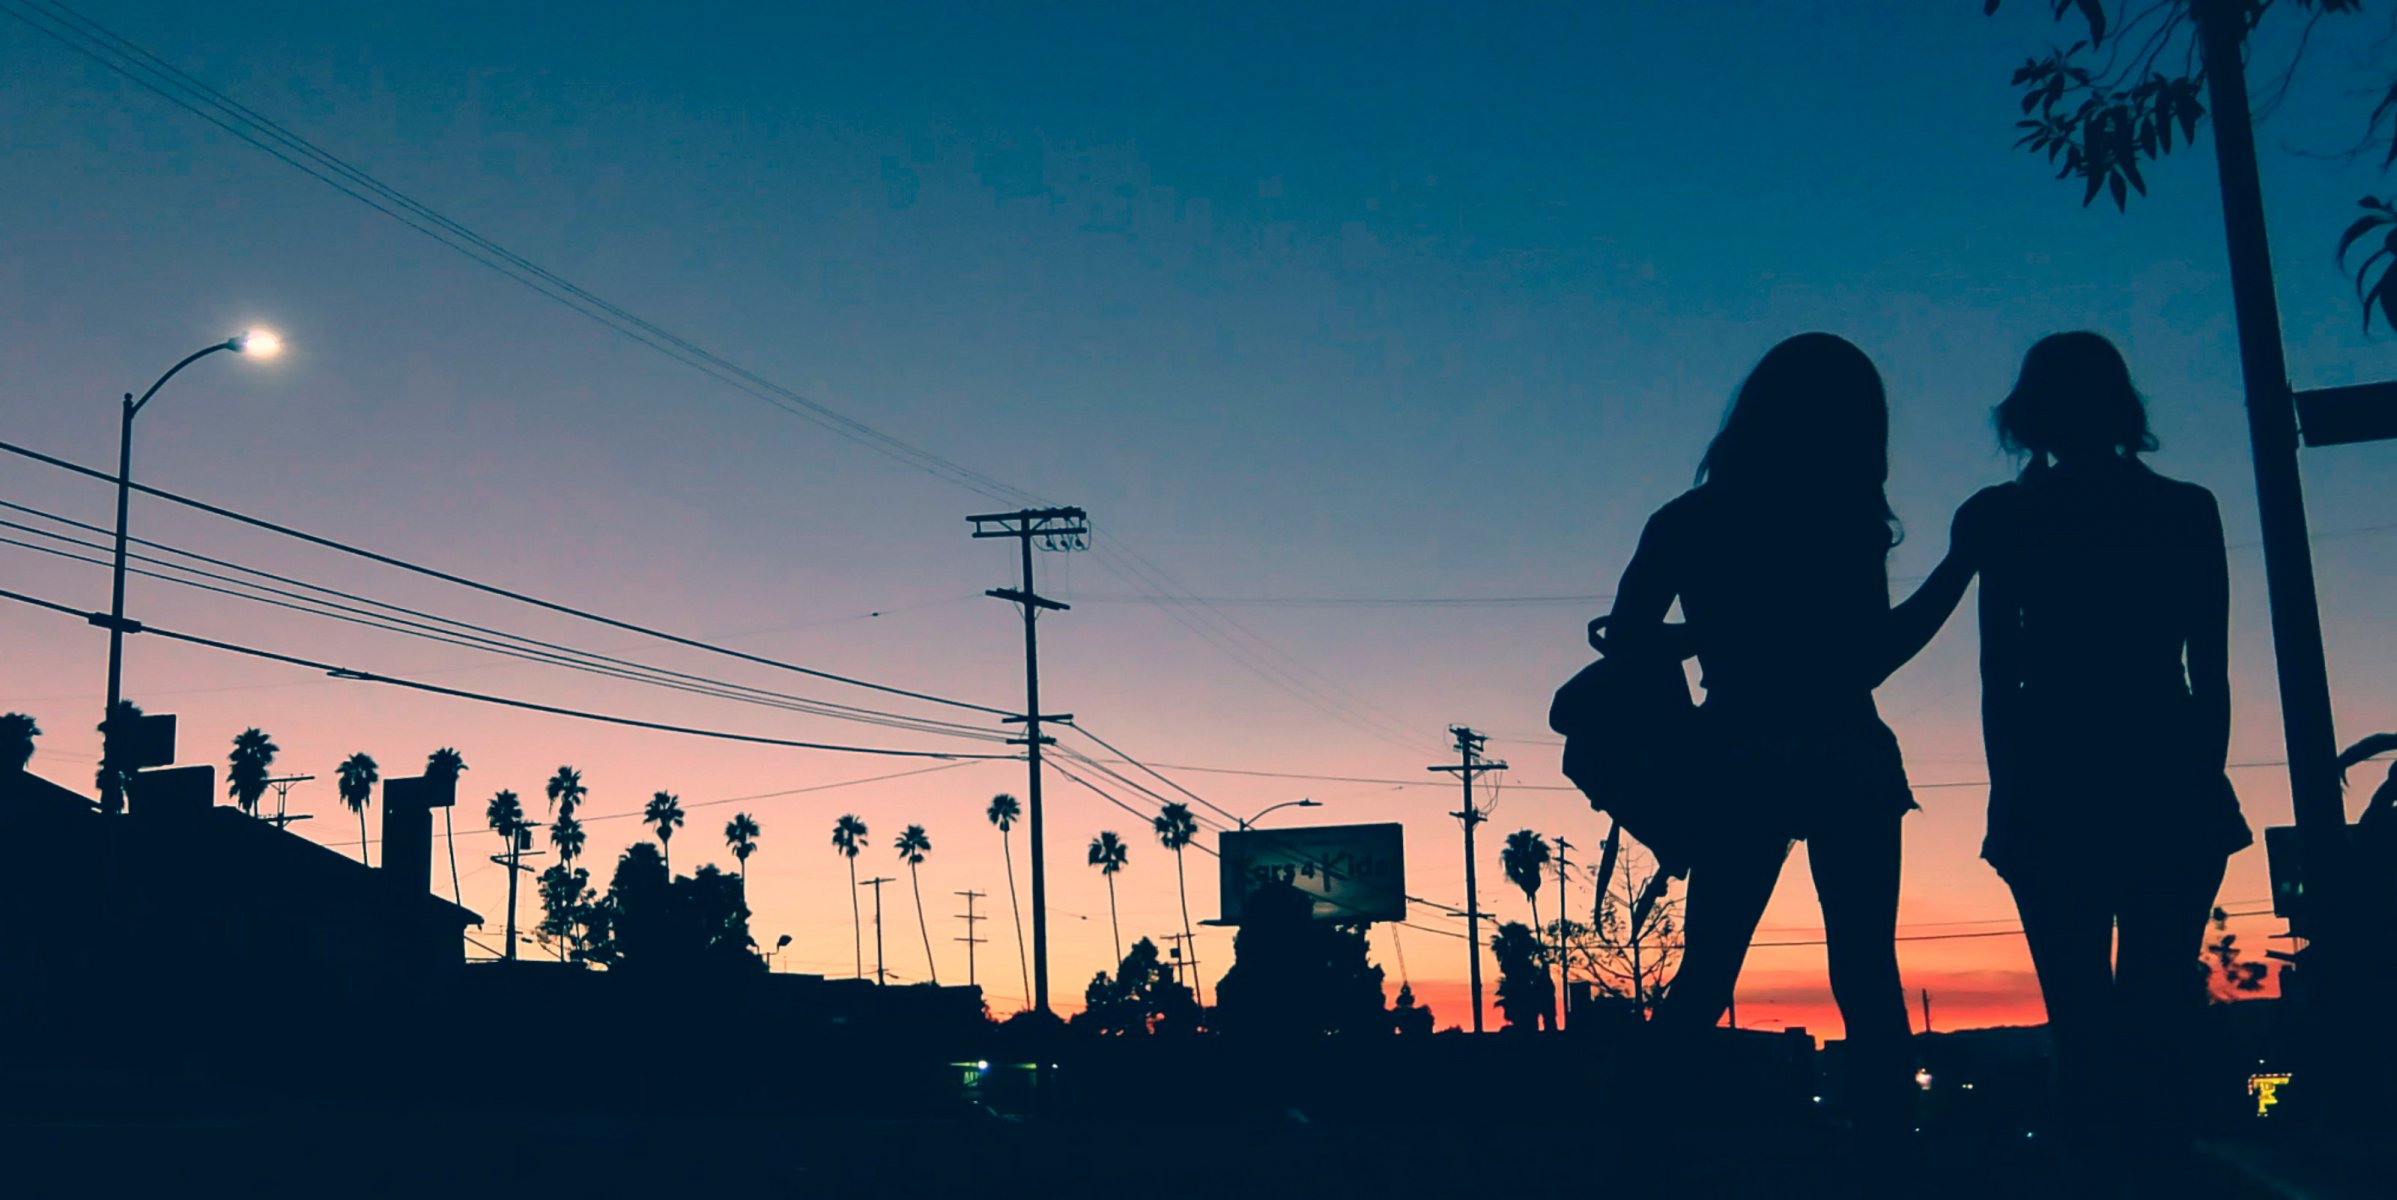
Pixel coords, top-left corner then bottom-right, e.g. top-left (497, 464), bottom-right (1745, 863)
top-left (1217, 822), bottom-right (1406, 924)
top-left (2296, 381), bottom-right (2397, 448)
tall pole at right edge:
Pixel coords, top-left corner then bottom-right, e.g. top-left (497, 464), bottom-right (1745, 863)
top-left (2194, 0), bottom-right (2348, 989)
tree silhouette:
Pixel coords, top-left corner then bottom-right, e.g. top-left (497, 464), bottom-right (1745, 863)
top-left (986, 793), bottom-right (1032, 1011)
top-left (95, 699), bottom-right (144, 815)
top-left (725, 812), bottom-right (761, 878)
top-left (544, 765), bottom-right (586, 822)
top-left (643, 791), bottom-right (685, 871)
top-left (551, 813), bottom-right (586, 871)
top-left (1150, 802), bottom-right (1204, 1005)
top-left (1391, 981), bottom-right (1435, 1036)
top-left (536, 862), bottom-right (594, 963)
top-left (1492, 921), bottom-right (1555, 1033)
top-left (426, 748), bottom-right (468, 906)
top-left (1, 712), bottom-right (38, 773)
top-left (1077, 937), bottom-right (1201, 1036)
top-left (335, 752), bottom-right (379, 866)
top-left (1088, 830), bottom-right (1130, 966)
top-left (1213, 880), bottom-right (1389, 1038)
top-left (486, 788), bottom-right (526, 959)
top-left (1987, 0), bottom-right (2397, 330)
top-left (581, 842), bottom-right (760, 979)
top-left (2205, 905), bottom-right (2271, 1001)
top-left (895, 823), bottom-right (937, 984)
top-left (1501, 829), bottom-right (1552, 1026)
top-left (832, 814), bottom-right (869, 978)
top-left (1568, 841), bottom-right (1682, 1018)
top-left (226, 727), bottom-right (277, 818)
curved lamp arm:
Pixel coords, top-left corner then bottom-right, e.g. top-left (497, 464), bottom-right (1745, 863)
top-left (129, 339), bottom-right (240, 417)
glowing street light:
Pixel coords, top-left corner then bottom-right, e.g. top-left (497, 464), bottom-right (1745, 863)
top-left (96, 330), bottom-right (283, 813)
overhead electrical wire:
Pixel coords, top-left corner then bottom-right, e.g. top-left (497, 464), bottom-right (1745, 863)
top-left (4, 1), bottom-right (1490, 774)
top-left (0, 501), bottom-right (1007, 742)
top-left (0, 437), bottom-right (1012, 717)
top-left (0, 0), bottom-right (1040, 510)
top-left (0, 583), bottom-right (1013, 760)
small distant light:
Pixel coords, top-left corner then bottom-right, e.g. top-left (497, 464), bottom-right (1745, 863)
top-left (975, 1060), bottom-right (990, 1071)
top-left (1915, 1068), bottom-right (1934, 1090)
top-left (235, 329), bottom-right (282, 358)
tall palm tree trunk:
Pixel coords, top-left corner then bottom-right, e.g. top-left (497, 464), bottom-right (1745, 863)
top-left (848, 857), bottom-right (862, 978)
top-left (1002, 833), bottom-right (1029, 1009)
top-left (910, 863), bottom-right (938, 984)
top-left (358, 809), bottom-right (371, 868)
top-left (1174, 848), bottom-right (1201, 1006)
top-left (1106, 875), bottom-right (1122, 966)
top-left (662, 836), bottom-right (672, 874)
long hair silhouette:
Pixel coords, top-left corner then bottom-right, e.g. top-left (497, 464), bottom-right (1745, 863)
top-left (1697, 331), bottom-right (1898, 542)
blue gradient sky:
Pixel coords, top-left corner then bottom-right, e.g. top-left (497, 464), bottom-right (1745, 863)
top-left (3, 1), bottom-right (2393, 1033)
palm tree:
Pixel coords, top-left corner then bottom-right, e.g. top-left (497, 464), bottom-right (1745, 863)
top-left (544, 765), bottom-right (586, 820)
top-left (725, 812), bottom-right (761, 879)
top-left (425, 748), bottom-right (468, 905)
top-left (226, 727), bottom-right (277, 817)
top-left (986, 793), bottom-right (1031, 1010)
top-left (0, 712), bottom-right (38, 773)
top-left (1502, 829), bottom-right (1551, 933)
top-left (643, 791), bottom-right (685, 870)
top-left (832, 814), bottom-right (868, 978)
top-left (1088, 830), bottom-right (1130, 966)
top-left (1502, 828), bottom-right (1552, 1022)
top-left (1151, 801), bottom-right (1203, 1005)
top-left (551, 812), bottom-right (585, 869)
top-left (895, 824), bottom-right (936, 984)
top-left (486, 789), bottom-right (525, 961)
top-left (336, 752), bottom-right (380, 866)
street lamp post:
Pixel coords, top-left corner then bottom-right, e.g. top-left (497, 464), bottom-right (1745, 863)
top-left (97, 330), bottom-right (279, 813)
top-left (1236, 798), bottom-right (1320, 831)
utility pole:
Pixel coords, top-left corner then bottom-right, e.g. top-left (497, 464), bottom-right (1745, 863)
top-left (2194, 0), bottom-right (2344, 945)
top-left (1430, 726), bottom-right (1503, 1034)
top-left (260, 774), bottom-right (315, 831)
top-left (2192, 0), bottom-right (2367, 1100)
top-left (954, 889), bottom-right (988, 989)
top-left (1920, 988), bottom-right (1933, 1036)
top-left (1553, 835), bottom-right (1573, 1033)
top-left (860, 876), bottom-right (894, 985)
top-left (1163, 931), bottom-right (1203, 996)
top-left (488, 821), bottom-right (543, 962)
top-left (969, 506), bottom-right (1089, 1018)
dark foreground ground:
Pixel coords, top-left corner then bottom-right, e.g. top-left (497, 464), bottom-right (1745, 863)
top-left (2, 1107), bottom-right (2373, 1199)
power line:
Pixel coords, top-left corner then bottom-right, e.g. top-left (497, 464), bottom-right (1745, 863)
top-left (0, 502), bottom-right (1007, 742)
top-left (0, 436), bottom-right (1012, 717)
top-left (1, 0), bottom-right (1042, 509)
top-left (0, 583), bottom-right (1014, 760)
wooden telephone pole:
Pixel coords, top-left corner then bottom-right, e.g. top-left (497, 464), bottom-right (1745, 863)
top-left (969, 506), bottom-right (1088, 1017)
top-left (1431, 726), bottom-right (1503, 1033)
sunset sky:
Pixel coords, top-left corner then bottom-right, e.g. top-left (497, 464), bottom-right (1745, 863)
top-left (3, 1), bottom-right (2393, 1038)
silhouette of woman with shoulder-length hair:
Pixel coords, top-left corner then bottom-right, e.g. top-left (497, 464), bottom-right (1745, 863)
top-left (1607, 333), bottom-right (1975, 1137)
top-left (1965, 332), bottom-right (2247, 1173)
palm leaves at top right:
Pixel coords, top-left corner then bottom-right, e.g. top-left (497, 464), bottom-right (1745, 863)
top-left (2340, 197), bottom-right (2397, 333)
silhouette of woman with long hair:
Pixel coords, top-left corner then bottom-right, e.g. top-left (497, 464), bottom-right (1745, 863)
top-left (1967, 332), bottom-right (2246, 1172)
top-left (1607, 333), bottom-right (1975, 1136)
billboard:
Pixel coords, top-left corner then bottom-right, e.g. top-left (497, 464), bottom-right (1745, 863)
top-left (1216, 822), bottom-right (1405, 924)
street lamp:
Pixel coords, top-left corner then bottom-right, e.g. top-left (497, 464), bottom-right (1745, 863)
top-left (97, 330), bottom-right (281, 813)
top-left (1237, 798), bottom-right (1320, 831)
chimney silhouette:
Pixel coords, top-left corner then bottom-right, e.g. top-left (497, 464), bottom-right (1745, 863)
top-left (381, 775), bottom-right (434, 895)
